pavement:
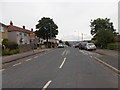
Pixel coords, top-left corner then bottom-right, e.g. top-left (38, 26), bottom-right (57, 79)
top-left (2, 47), bottom-right (118, 88)
top-left (2, 48), bottom-right (51, 64)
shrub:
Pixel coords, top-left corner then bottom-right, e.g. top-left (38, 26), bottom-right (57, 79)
top-left (2, 39), bottom-right (9, 46)
top-left (2, 48), bottom-right (10, 56)
top-left (7, 42), bottom-right (18, 50)
top-left (107, 43), bottom-right (120, 50)
top-left (2, 49), bottom-right (20, 56)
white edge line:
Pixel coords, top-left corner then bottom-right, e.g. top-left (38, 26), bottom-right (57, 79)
top-left (42, 80), bottom-right (52, 90)
top-left (34, 56), bottom-right (38, 58)
top-left (25, 58), bottom-right (32, 61)
top-left (13, 62), bottom-right (21, 67)
top-left (59, 57), bottom-right (66, 69)
top-left (94, 57), bottom-right (120, 73)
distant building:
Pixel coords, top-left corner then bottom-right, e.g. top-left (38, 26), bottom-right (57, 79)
top-left (8, 21), bottom-right (32, 45)
top-left (115, 35), bottom-right (120, 42)
top-left (0, 22), bottom-right (8, 44)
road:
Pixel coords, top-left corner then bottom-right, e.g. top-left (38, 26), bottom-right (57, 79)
top-left (2, 47), bottom-right (118, 89)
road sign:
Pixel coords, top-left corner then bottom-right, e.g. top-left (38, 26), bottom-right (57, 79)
top-left (30, 33), bottom-right (35, 40)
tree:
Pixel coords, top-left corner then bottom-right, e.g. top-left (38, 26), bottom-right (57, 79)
top-left (90, 18), bottom-right (117, 48)
top-left (65, 41), bottom-right (70, 46)
top-left (59, 40), bottom-right (63, 43)
top-left (35, 17), bottom-right (58, 43)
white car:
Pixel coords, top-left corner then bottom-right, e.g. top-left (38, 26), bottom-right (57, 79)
top-left (85, 43), bottom-right (96, 50)
top-left (58, 44), bottom-right (64, 48)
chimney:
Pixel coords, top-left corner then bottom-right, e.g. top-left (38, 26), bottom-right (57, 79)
top-left (23, 26), bottom-right (25, 29)
top-left (10, 21), bottom-right (13, 26)
top-left (31, 28), bottom-right (33, 32)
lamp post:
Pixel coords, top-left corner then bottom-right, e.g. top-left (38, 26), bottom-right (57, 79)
top-left (74, 30), bottom-right (79, 41)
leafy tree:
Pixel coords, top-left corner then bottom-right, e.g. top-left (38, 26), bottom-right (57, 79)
top-left (90, 18), bottom-right (117, 48)
top-left (59, 40), bottom-right (63, 43)
top-left (96, 30), bottom-right (115, 48)
top-left (65, 41), bottom-right (70, 46)
top-left (35, 17), bottom-right (58, 43)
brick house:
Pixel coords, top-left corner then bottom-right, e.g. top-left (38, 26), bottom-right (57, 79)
top-left (8, 21), bottom-right (33, 45)
top-left (115, 35), bottom-right (120, 42)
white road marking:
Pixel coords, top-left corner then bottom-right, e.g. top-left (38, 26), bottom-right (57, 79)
top-left (94, 57), bottom-right (120, 73)
top-left (61, 49), bottom-right (66, 56)
top-left (65, 50), bottom-right (70, 55)
top-left (42, 80), bottom-right (52, 90)
top-left (34, 56), bottom-right (38, 59)
top-left (59, 57), bottom-right (66, 68)
top-left (0, 69), bottom-right (5, 72)
top-left (13, 62), bottom-right (21, 67)
top-left (90, 56), bottom-right (92, 57)
top-left (25, 58), bottom-right (32, 61)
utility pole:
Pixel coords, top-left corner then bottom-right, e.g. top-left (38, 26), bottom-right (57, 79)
top-left (82, 33), bottom-right (83, 41)
top-left (49, 24), bottom-right (52, 48)
top-left (78, 30), bottom-right (79, 41)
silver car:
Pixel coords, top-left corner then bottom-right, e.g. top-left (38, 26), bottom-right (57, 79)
top-left (85, 43), bottom-right (96, 50)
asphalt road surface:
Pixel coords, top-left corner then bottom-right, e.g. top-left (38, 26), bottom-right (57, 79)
top-left (2, 47), bottom-right (118, 89)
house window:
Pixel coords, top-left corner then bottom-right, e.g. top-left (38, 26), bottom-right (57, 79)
top-left (1, 26), bottom-right (4, 32)
top-left (24, 33), bottom-right (27, 36)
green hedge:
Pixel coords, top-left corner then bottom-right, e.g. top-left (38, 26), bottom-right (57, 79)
top-left (2, 49), bottom-right (20, 56)
top-left (107, 43), bottom-right (120, 50)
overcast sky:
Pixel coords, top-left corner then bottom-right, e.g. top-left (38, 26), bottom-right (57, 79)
top-left (0, 0), bottom-right (119, 41)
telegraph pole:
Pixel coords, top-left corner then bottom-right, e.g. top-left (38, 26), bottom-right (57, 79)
top-left (82, 33), bottom-right (83, 41)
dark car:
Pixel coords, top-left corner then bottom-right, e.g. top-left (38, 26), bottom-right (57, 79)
top-left (74, 44), bottom-right (79, 48)
top-left (79, 42), bottom-right (87, 50)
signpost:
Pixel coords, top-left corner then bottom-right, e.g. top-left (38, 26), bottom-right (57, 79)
top-left (30, 33), bottom-right (35, 52)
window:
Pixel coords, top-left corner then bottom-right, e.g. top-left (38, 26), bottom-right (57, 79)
top-left (24, 33), bottom-right (27, 36)
top-left (19, 33), bottom-right (22, 35)
top-left (1, 26), bottom-right (4, 32)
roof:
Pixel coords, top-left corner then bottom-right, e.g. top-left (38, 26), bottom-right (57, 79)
top-left (8, 25), bottom-right (33, 33)
top-left (0, 22), bottom-right (7, 27)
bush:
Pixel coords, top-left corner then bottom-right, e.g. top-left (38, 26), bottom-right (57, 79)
top-left (2, 39), bottom-right (9, 46)
top-left (107, 43), bottom-right (120, 50)
top-left (2, 49), bottom-right (20, 56)
top-left (7, 42), bottom-right (18, 50)
top-left (2, 48), bottom-right (10, 56)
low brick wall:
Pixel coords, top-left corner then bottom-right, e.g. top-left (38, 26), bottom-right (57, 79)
top-left (18, 44), bottom-right (46, 52)
top-left (18, 44), bottom-right (33, 52)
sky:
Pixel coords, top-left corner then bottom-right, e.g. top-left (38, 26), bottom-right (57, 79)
top-left (0, 0), bottom-right (119, 41)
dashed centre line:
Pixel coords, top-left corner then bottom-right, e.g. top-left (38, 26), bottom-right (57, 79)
top-left (42, 80), bottom-right (52, 90)
top-left (59, 57), bottom-right (66, 69)
top-left (13, 62), bottom-right (21, 67)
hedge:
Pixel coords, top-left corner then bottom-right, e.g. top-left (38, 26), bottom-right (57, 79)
top-left (2, 49), bottom-right (20, 56)
top-left (107, 43), bottom-right (120, 50)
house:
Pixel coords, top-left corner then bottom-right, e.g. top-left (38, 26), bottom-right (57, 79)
top-left (115, 35), bottom-right (120, 42)
top-left (0, 22), bottom-right (8, 45)
top-left (8, 21), bottom-right (33, 45)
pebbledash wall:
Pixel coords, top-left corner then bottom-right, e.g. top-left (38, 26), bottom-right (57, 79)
top-left (8, 31), bottom-right (30, 45)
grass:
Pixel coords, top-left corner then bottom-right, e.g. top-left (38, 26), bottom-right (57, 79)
top-left (96, 51), bottom-right (118, 58)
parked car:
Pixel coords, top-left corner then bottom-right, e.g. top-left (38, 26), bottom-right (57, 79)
top-left (79, 42), bottom-right (87, 50)
top-left (74, 44), bottom-right (80, 48)
top-left (58, 44), bottom-right (64, 48)
top-left (85, 43), bottom-right (96, 50)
